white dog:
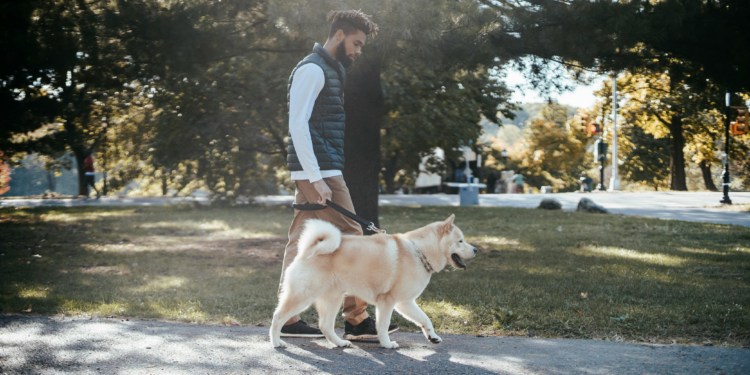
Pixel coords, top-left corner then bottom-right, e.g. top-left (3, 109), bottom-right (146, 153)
top-left (270, 214), bottom-right (477, 349)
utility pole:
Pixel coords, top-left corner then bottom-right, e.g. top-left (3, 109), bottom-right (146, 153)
top-left (608, 72), bottom-right (621, 191)
top-left (721, 92), bottom-right (732, 204)
top-left (597, 106), bottom-right (606, 190)
top-left (102, 121), bottom-right (108, 196)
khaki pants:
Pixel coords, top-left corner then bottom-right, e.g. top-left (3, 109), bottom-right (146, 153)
top-left (278, 175), bottom-right (369, 326)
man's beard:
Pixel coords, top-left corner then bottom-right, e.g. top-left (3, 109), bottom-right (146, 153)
top-left (337, 41), bottom-right (352, 68)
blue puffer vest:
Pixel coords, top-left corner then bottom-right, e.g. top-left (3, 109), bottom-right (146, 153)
top-left (286, 43), bottom-right (346, 172)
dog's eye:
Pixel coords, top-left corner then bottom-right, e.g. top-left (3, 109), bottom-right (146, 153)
top-left (459, 239), bottom-right (463, 243)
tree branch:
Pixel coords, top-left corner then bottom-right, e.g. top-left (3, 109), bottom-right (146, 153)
top-left (652, 111), bottom-right (672, 127)
top-left (198, 47), bottom-right (308, 63)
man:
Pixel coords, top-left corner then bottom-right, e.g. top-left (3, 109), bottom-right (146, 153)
top-left (83, 152), bottom-right (100, 199)
top-left (279, 10), bottom-right (398, 340)
top-left (512, 173), bottom-right (524, 194)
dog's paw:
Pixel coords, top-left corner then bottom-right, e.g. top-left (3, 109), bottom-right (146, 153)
top-left (380, 341), bottom-right (399, 349)
top-left (428, 334), bottom-right (442, 344)
top-left (337, 340), bottom-right (353, 348)
top-left (272, 339), bottom-right (287, 348)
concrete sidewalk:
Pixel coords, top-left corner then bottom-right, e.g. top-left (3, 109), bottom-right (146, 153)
top-left (1, 315), bottom-right (748, 374)
top-left (2, 192), bottom-right (749, 227)
top-left (262, 191), bottom-right (750, 227)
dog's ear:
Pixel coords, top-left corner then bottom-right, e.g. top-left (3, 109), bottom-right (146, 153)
top-left (441, 214), bottom-right (455, 233)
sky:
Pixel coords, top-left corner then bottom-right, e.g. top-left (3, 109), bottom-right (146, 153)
top-left (502, 68), bottom-right (606, 109)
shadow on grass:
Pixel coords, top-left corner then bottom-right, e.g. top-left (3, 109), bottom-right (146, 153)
top-left (0, 205), bottom-right (296, 324)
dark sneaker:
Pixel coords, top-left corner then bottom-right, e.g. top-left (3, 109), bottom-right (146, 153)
top-left (343, 317), bottom-right (398, 340)
top-left (280, 320), bottom-right (324, 338)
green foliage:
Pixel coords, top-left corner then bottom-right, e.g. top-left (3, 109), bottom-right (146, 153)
top-left (510, 103), bottom-right (592, 192)
top-left (381, 65), bottom-right (514, 192)
top-left (592, 69), bottom-right (747, 191)
top-left (7, 0), bottom-right (748, 198)
top-left (489, 0), bottom-right (750, 92)
top-left (619, 125), bottom-right (670, 190)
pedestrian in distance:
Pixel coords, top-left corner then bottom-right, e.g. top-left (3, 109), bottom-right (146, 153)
top-left (83, 151), bottom-right (100, 200)
top-left (512, 173), bottom-right (525, 194)
top-left (278, 10), bottom-right (398, 341)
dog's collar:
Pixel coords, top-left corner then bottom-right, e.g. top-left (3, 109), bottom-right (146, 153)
top-left (415, 250), bottom-right (435, 273)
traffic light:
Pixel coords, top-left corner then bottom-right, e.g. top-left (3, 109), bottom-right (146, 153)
top-left (595, 140), bottom-right (607, 161)
top-left (587, 123), bottom-right (602, 137)
top-left (580, 115), bottom-right (590, 133)
top-left (580, 114), bottom-right (602, 137)
top-left (730, 107), bottom-right (749, 136)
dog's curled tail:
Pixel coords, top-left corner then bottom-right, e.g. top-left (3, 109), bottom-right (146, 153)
top-left (297, 219), bottom-right (342, 258)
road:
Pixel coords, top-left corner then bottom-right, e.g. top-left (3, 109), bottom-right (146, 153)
top-left (1, 315), bottom-right (748, 374)
top-left (2, 191), bottom-right (749, 227)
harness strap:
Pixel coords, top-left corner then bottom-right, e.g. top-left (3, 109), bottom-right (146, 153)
top-left (292, 199), bottom-right (387, 234)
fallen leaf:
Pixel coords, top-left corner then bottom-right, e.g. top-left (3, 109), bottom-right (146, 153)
top-left (581, 292), bottom-right (588, 298)
top-left (21, 304), bottom-right (33, 313)
top-left (227, 320), bottom-right (240, 326)
top-left (576, 311), bottom-right (584, 316)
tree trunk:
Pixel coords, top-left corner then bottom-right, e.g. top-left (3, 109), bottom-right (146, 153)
top-left (74, 148), bottom-right (88, 196)
top-left (161, 167), bottom-right (169, 196)
top-left (46, 171), bottom-right (56, 192)
top-left (668, 115), bottom-right (688, 191)
top-left (699, 160), bottom-right (718, 191)
top-left (383, 154), bottom-right (398, 194)
top-left (343, 60), bottom-right (383, 234)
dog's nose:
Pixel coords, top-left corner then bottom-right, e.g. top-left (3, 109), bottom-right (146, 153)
top-left (473, 248), bottom-right (478, 254)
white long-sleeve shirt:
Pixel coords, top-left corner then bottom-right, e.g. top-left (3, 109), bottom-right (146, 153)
top-left (288, 64), bottom-right (343, 182)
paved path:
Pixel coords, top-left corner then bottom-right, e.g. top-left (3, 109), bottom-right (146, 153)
top-left (261, 191), bottom-right (750, 227)
top-left (2, 192), bottom-right (749, 227)
top-left (1, 315), bottom-right (747, 374)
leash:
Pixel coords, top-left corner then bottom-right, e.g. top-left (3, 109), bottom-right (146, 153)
top-left (292, 199), bottom-right (387, 235)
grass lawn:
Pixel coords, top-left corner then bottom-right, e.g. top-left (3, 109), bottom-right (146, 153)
top-left (1, 203), bottom-right (749, 347)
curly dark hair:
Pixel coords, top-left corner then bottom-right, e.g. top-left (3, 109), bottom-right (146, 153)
top-left (327, 10), bottom-right (378, 38)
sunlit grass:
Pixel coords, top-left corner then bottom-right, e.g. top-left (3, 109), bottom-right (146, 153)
top-left (133, 276), bottom-right (189, 292)
top-left (570, 246), bottom-right (688, 266)
top-left (19, 286), bottom-right (49, 299)
top-left (1, 203), bottom-right (749, 347)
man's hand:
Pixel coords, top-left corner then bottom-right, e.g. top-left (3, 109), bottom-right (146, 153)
top-left (312, 179), bottom-right (332, 205)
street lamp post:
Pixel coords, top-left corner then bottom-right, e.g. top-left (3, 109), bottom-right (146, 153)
top-left (102, 122), bottom-right (108, 196)
top-left (721, 92), bottom-right (732, 205)
top-left (609, 72), bottom-right (621, 191)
